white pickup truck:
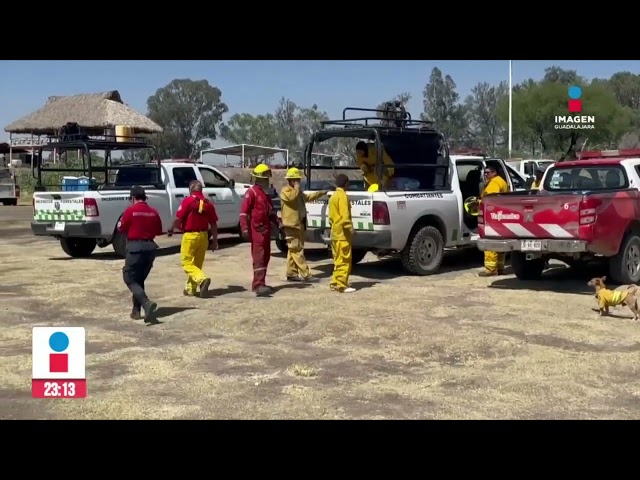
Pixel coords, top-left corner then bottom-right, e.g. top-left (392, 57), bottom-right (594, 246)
top-left (31, 161), bottom-right (251, 258)
top-left (301, 153), bottom-right (527, 275)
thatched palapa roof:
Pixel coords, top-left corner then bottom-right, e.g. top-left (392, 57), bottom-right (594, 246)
top-left (4, 90), bottom-right (163, 135)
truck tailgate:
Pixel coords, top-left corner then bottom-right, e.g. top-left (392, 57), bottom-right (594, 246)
top-left (480, 193), bottom-right (582, 239)
top-left (306, 191), bottom-right (374, 231)
top-left (33, 192), bottom-right (86, 222)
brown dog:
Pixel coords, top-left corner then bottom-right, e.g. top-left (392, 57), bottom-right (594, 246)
top-left (587, 276), bottom-right (640, 320)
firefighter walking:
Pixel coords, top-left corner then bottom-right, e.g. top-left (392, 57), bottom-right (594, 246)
top-left (328, 174), bottom-right (356, 293)
top-left (279, 167), bottom-right (328, 282)
top-left (478, 165), bottom-right (509, 277)
top-left (117, 186), bottom-right (163, 323)
top-left (240, 164), bottom-right (277, 296)
top-left (168, 180), bottom-right (219, 297)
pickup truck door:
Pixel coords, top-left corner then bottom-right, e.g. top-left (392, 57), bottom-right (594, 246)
top-left (484, 159), bottom-right (514, 191)
top-left (196, 165), bottom-right (236, 229)
top-left (168, 165), bottom-right (199, 224)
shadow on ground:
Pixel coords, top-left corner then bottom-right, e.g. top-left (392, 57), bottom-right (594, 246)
top-left (205, 285), bottom-right (247, 298)
top-left (311, 248), bottom-right (485, 280)
top-left (48, 237), bottom-right (244, 262)
top-left (271, 247), bottom-right (329, 261)
top-left (154, 306), bottom-right (197, 319)
top-left (488, 263), bottom-right (609, 294)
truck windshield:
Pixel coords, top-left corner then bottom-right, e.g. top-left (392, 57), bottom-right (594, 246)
top-left (544, 165), bottom-right (628, 190)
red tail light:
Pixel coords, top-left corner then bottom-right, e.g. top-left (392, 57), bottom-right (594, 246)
top-left (15, 185), bottom-right (20, 197)
top-left (372, 201), bottom-right (390, 225)
top-left (32, 197), bottom-right (35, 215)
top-left (579, 197), bottom-right (601, 225)
top-left (84, 198), bottom-right (99, 217)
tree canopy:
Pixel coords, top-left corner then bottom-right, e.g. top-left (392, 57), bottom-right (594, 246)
top-left (144, 66), bottom-right (640, 163)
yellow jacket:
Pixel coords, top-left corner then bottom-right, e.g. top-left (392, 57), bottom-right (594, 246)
top-left (328, 187), bottom-right (353, 241)
top-left (356, 146), bottom-right (395, 188)
top-left (531, 179), bottom-right (541, 190)
top-left (279, 185), bottom-right (326, 229)
top-left (481, 175), bottom-right (509, 199)
top-left (597, 289), bottom-right (628, 309)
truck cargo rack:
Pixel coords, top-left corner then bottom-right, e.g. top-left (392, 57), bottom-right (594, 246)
top-left (31, 134), bottom-right (159, 191)
top-left (305, 106), bottom-right (448, 191)
top-left (320, 107), bottom-right (436, 132)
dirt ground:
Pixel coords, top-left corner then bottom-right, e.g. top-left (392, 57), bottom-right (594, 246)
top-left (2, 206), bottom-right (640, 419)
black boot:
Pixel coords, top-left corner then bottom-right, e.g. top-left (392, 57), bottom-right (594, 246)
top-left (255, 285), bottom-right (273, 297)
top-left (130, 306), bottom-right (143, 320)
top-left (142, 300), bottom-right (159, 324)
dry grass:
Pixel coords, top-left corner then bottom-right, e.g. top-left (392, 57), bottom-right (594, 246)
top-left (2, 209), bottom-right (640, 419)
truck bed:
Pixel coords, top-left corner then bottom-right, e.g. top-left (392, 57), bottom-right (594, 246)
top-left (479, 188), bottom-right (640, 256)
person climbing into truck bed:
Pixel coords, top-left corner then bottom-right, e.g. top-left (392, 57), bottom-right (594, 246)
top-left (355, 141), bottom-right (395, 190)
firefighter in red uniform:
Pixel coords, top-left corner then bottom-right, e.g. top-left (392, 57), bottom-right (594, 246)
top-left (117, 186), bottom-right (163, 324)
top-left (167, 180), bottom-right (219, 298)
top-left (240, 164), bottom-right (277, 296)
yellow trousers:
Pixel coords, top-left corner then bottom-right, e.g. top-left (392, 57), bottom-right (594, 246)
top-left (181, 232), bottom-right (210, 293)
top-left (331, 239), bottom-right (352, 290)
top-left (284, 226), bottom-right (310, 279)
top-left (484, 251), bottom-right (505, 274)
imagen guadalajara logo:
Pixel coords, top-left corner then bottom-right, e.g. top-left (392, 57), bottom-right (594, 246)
top-left (554, 85), bottom-right (595, 130)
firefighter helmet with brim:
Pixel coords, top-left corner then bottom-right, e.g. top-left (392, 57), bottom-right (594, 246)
top-left (252, 164), bottom-right (272, 178)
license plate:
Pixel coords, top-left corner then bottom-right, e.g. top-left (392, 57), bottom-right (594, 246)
top-left (53, 222), bottom-right (65, 231)
top-left (521, 240), bottom-right (541, 251)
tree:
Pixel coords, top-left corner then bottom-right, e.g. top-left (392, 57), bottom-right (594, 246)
top-left (543, 66), bottom-right (582, 85)
top-left (273, 97), bottom-right (299, 155)
top-left (421, 68), bottom-right (468, 144)
top-left (219, 113), bottom-right (279, 165)
top-left (464, 81), bottom-right (508, 155)
top-left (146, 79), bottom-right (228, 159)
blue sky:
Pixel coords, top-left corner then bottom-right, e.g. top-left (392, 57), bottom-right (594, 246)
top-left (1, 60), bottom-right (638, 148)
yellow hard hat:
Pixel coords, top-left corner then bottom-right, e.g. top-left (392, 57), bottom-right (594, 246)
top-left (252, 163), bottom-right (272, 178)
top-left (464, 196), bottom-right (480, 216)
top-left (285, 167), bottom-right (302, 179)
top-left (367, 183), bottom-right (379, 192)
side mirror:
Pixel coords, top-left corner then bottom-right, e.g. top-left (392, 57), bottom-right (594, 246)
top-left (229, 179), bottom-right (235, 188)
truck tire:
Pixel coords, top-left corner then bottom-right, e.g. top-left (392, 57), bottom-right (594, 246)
top-left (112, 231), bottom-right (127, 258)
top-left (60, 238), bottom-right (97, 258)
top-left (351, 248), bottom-right (368, 265)
top-left (511, 252), bottom-right (544, 280)
top-left (276, 238), bottom-right (288, 253)
top-left (401, 225), bottom-right (445, 275)
top-left (609, 233), bottom-right (640, 284)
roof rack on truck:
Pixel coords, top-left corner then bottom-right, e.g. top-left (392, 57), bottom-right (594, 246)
top-left (319, 106), bottom-right (436, 134)
top-left (31, 127), bottom-right (158, 192)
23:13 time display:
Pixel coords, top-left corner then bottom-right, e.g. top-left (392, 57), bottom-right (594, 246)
top-left (44, 381), bottom-right (76, 397)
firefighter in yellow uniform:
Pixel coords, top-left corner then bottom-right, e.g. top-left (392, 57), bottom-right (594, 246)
top-left (531, 168), bottom-right (544, 190)
top-left (328, 174), bottom-right (356, 293)
top-left (279, 167), bottom-right (328, 282)
top-left (478, 165), bottom-right (510, 277)
top-left (355, 141), bottom-right (395, 190)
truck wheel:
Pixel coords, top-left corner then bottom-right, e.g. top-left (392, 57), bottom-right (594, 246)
top-left (60, 238), bottom-right (97, 258)
top-left (351, 248), bottom-right (368, 265)
top-left (511, 252), bottom-right (544, 280)
top-left (112, 231), bottom-right (127, 258)
top-left (401, 225), bottom-right (444, 275)
top-left (8, 199), bottom-right (17, 206)
top-left (276, 238), bottom-right (288, 253)
top-left (609, 233), bottom-right (640, 284)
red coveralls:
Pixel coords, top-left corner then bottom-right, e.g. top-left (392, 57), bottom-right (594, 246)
top-left (239, 185), bottom-right (274, 291)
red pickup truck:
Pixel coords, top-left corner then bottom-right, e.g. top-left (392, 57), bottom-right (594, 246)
top-left (477, 154), bottom-right (640, 284)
